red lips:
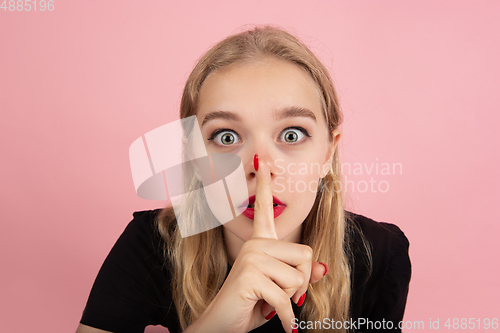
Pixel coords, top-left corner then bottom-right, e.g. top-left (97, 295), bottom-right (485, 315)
top-left (240, 195), bottom-right (285, 207)
top-left (240, 195), bottom-right (286, 219)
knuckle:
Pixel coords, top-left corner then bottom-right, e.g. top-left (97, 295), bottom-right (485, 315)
top-left (241, 252), bottom-right (259, 267)
top-left (241, 240), bottom-right (253, 252)
top-left (276, 294), bottom-right (290, 308)
top-left (238, 268), bottom-right (254, 284)
top-left (245, 238), bottom-right (262, 247)
top-left (238, 261), bottom-right (259, 280)
top-left (241, 239), bottom-right (259, 254)
top-left (300, 245), bottom-right (314, 261)
top-left (253, 238), bottom-right (266, 246)
top-left (295, 273), bottom-right (305, 287)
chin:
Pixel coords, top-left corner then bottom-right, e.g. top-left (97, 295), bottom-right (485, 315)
top-left (223, 210), bottom-right (304, 242)
top-left (276, 224), bottom-right (303, 242)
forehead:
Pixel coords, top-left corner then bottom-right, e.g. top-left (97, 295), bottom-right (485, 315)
top-left (196, 58), bottom-right (324, 121)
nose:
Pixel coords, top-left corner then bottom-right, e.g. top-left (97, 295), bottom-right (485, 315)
top-left (247, 151), bottom-right (279, 181)
top-left (243, 134), bottom-right (281, 182)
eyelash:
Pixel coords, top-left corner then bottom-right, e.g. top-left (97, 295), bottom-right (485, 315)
top-left (207, 127), bottom-right (312, 147)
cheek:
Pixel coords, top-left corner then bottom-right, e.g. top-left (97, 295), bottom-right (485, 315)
top-left (275, 170), bottom-right (321, 232)
top-left (275, 156), bottom-right (324, 193)
top-left (276, 173), bottom-right (320, 197)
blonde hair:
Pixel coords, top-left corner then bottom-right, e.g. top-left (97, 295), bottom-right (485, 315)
top-left (157, 25), bottom-right (353, 333)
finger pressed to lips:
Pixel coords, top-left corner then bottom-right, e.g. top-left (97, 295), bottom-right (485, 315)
top-left (246, 156), bottom-right (320, 332)
top-left (252, 159), bottom-right (278, 240)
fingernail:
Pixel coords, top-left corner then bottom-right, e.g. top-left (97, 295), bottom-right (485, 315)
top-left (319, 262), bottom-right (329, 276)
top-left (292, 328), bottom-right (298, 333)
top-left (297, 293), bottom-right (306, 307)
top-left (265, 310), bottom-right (276, 320)
top-left (253, 154), bottom-right (259, 171)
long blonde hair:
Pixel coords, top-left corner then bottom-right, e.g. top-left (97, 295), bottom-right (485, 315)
top-left (157, 26), bottom-right (353, 333)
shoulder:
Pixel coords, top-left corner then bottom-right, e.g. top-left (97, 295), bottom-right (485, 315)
top-left (127, 208), bottom-right (164, 239)
top-left (346, 211), bottom-right (410, 258)
top-left (346, 210), bottom-right (411, 279)
top-left (346, 211), bottom-right (412, 324)
top-left (80, 208), bottom-right (178, 332)
top-left (101, 208), bottom-right (165, 267)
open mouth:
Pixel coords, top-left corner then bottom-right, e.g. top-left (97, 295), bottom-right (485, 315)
top-left (239, 195), bottom-right (286, 219)
top-left (241, 198), bottom-right (286, 219)
top-left (239, 195), bottom-right (285, 210)
top-left (247, 203), bottom-right (279, 208)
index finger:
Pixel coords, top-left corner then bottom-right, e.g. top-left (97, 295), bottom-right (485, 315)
top-left (251, 155), bottom-right (278, 239)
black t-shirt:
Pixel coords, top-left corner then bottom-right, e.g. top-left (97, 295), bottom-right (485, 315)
top-left (80, 209), bottom-right (411, 333)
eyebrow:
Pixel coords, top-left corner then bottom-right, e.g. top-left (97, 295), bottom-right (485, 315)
top-left (201, 106), bottom-right (317, 127)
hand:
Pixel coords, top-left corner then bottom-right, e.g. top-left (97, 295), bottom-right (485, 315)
top-left (185, 157), bottom-right (327, 333)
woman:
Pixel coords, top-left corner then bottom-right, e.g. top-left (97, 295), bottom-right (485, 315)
top-left (77, 26), bottom-right (411, 333)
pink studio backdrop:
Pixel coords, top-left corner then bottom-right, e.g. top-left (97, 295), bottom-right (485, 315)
top-left (1, 1), bottom-right (499, 332)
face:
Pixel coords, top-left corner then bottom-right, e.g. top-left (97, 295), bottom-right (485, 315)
top-left (196, 57), bottom-right (340, 246)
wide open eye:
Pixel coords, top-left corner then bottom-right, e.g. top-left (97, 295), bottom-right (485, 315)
top-left (279, 127), bottom-right (310, 143)
top-left (208, 129), bottom-right (241, 146)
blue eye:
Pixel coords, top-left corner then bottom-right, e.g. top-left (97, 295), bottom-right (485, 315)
top-left (208, 127), bottom-right (310, 147)
top-left (280, 127), bottom-right (310, 143)
top-left (208, 129), bottom-right (241, 146)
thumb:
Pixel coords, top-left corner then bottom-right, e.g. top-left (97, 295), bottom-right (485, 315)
top-left (261, 301), bottom-right (276, 321)
top-left (310, 261), bottom-right (329, 284)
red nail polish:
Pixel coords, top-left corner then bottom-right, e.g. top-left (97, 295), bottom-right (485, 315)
top-left (319, 262), bottom-right (329, 276)
top-left (297, 293), bottom-right (306, 307)
top-left (292, 328), bottom-right (299, 333)
top-left (253, 154), bottom-right (259, 171)
top-left (265, 310), bottom-right (276, 320)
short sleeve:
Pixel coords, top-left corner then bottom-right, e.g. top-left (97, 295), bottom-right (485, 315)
top-left (80, 209), bottom-right (180, 333)
top-left (347, 212), bottom-right (412, 333)
top-left (364, 223), bottom-right (411, 332)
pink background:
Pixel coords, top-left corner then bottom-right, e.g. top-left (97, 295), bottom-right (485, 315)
top-left (1, 1), bottom-right (499, 332)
